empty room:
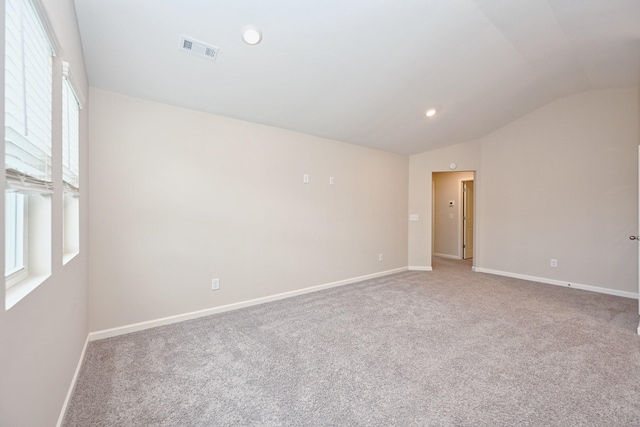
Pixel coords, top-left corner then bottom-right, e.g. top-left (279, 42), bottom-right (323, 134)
top-left (2, 0), bottom-right (640, 425)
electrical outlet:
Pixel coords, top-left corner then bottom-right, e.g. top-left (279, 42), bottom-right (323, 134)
top-left (550, 259), bottom-right (558, 268)
top-left (303, 174), bottom-right (309, 184)
top-left (379, 253), bottom-right (383, 262)
top-left (212, 278), bottom-right (220, 290)
top-left (329, 176), bottom-right (335, 185)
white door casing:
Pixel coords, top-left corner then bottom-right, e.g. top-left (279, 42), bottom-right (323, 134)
top-left (463, 180), bottom-right (474, 260)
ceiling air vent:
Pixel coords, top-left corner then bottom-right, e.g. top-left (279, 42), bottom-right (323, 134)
top-left (180, 36), bottom-right (218, 61)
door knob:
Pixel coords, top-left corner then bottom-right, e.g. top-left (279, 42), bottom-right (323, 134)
top-left (630, 236), bottom-right (639, 240)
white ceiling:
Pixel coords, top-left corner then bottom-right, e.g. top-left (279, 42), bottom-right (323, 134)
top-left (73, 0), bottom-right (640, 155)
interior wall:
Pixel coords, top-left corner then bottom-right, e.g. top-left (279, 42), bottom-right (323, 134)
top-left (478, 88), bottom-right (638, 293)
top-left (408, 141), bottom-right (482, 269)
top-left (88, 89), bottom-right (409, 332)
top-left (409, 88), bottom-right (639, 295)
top-left (433, 171), bottom-right (474, 258)
top-left (0, 1), bottom-right (90, 426)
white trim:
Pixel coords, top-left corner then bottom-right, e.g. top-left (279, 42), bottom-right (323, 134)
top-left (408, 266), bottom-right (433, 271)
top-left (56, 335), bottom-right (90, 427)
top-left (456, 177), bottom-right (464, 259)
top-left (29, 0), bottom-right (62, 56)
top-left (89, 267), bottom-right (408, 341)
top-left (433, 253), bottom-right (460, 260)
top-left (62, 61), bottom-right (86, 108)
top-left (5, 268), bottom-right (28, 291)
top-left (5, 273), bottom-right (50, 309)
top-left (62, 251), bottom-right (78, 265)
top-left (473, 267), bottom-right (639, 299)
top-left (460, 178), bottom-right (475, 261)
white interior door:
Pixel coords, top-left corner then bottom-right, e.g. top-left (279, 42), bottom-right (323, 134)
top-left (463, 180), bottom-right (474, 260)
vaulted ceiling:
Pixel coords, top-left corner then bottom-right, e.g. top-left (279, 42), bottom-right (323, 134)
top-left (74, 0), bottom-right (640, 155)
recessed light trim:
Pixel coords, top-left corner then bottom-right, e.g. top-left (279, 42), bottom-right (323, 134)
top-left (242, 25), bottom-right (262, 45)
top-left (426, 108), bottom-right (437, 117)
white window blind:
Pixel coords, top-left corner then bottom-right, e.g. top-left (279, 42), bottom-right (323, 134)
top-left (62, 63), bottom-right (80, 191)
top-left (5, 0), bottom-right (53, 191)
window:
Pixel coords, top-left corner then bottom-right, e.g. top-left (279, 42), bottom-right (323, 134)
top-left (5, 0), bottom-right (53, 182)
top-left (62, 63), bottom-right (79, 190)
top-left (5, 192), bottom-right (26, 280)
top-left (5, 0), bottom-right (57, 307)
top-left (62, 62), bottom-right (80, 260)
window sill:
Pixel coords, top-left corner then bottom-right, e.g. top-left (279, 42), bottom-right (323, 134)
top-left (63, 251), bottom-right (79, 265)
top-left (5, 273), bottom-right (50, 310)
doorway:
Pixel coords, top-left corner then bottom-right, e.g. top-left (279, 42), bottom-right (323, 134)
top-left (432, 171), bottom-right (475, 265)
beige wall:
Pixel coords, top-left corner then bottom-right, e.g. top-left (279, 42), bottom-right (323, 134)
top-left (409, 141), bottom-right (482, 268)
top-left (478, 88), bottom-right (638, 293)
top-left (410, 88), bottom-right (639, 294)
top-left (0, 1), bottom-right (90, 426)
top-left (88, 89), bottom-right (409, 332)
top-left (433, 171), bottom-right (474, 258)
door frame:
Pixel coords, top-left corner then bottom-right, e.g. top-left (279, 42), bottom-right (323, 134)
top-left (431, 171), bottom-right (476, 266)
top-left (462, 179), bottom-right (474, 260)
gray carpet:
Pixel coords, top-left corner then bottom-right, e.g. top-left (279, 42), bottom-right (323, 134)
top-left (64, 258), bottom-right (640, 426)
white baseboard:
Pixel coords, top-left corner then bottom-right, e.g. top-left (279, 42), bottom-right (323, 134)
top-left (89, 267), bottom-right (409, 341)
top-left (473, 267), bottom-right (639, 300)
top-left (433, 253), bottom-right (460, 260)
top-left (56, 334), bottom-right (90, 427)
top-left (408, 266), bottom-right (433, 271)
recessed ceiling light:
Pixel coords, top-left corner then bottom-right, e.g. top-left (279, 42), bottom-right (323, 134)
top-left (242, 25), bottom-right (262, 45)
top-left (425, 108), bottom-right (437, 117)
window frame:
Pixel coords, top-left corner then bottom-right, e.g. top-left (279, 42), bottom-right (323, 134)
top-left (5, 192), bottom-right (27, 288)
top-left (62, 61), bottom-right (81, 192)
top-left (4, 0), bottom-right (60, 307)
top-left (61, 62), bottom-right (82, 262)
